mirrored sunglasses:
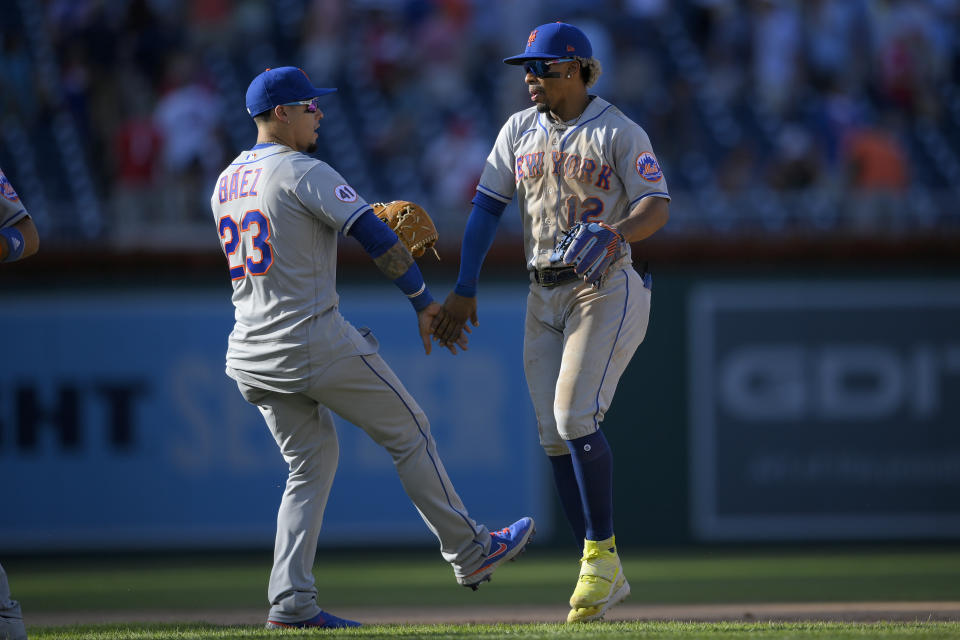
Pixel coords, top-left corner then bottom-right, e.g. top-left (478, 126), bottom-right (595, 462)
top-left (284, 97), bottom-right (321, 113)
top-left (523, 58), bottom-right (574, 78)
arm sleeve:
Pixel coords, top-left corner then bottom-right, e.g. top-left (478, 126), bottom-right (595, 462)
top-left (453, 191), bottom-right (507, 297)
top-left (348, 209), bottom-right (397, 257)
top-left (349, 209), bottom-right (434, 312)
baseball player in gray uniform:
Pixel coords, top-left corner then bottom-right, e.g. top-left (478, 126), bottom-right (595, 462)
top-left (434, 23), bottom-right (669, 623)
top-left (211, 67), bottom-right (535, 630)
top-left (1, 166), bottom-right (40, 640)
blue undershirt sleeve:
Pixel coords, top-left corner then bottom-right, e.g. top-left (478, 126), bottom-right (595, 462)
top-left (348, 209), bottom-right (396, 257)
top-left (454, 191), bottom-right (508, 297)
top-left (349, 209), bottom-right (434, 312)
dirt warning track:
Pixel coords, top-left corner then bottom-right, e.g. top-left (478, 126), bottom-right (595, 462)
top-left (26, 602), bottom-right (960, 627)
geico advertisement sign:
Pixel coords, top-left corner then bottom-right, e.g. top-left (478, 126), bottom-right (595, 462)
top-left (688, 282), bottom-right (960, 541)
top-left (719, 344), bottom-right (960, 421)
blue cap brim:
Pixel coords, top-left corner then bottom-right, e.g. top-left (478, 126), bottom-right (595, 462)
top-left (503, 53), bottom-right (563, 65)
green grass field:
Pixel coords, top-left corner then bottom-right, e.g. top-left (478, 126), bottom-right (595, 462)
top-left (23, 622), bottom-right (960, 640)
top-left (7, 547), bottom-right (960, 639)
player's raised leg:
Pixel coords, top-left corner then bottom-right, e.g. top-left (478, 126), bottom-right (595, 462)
top-left (237, 383), bottom-right (361, 629)
top-left (311, 350), bottom-right (535, 588)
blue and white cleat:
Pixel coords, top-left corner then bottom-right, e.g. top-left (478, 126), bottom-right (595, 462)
top-left (459, 516), bottom-right (536, 590)
top-left (265, 609), bottom-right (362, 629)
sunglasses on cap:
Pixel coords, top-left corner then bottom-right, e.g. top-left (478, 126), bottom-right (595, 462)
top-left (523, 58), bottom-right (575, 78)
top-left (283, 97), bottom-right (322, 113)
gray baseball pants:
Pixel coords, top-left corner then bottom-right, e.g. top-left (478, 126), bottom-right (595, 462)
top-left (237, 349), bottom-right (491, 623)
top-left (524, 263), bottom-right (651, 454)
top-left (0, 563), bottom-right (26, 640)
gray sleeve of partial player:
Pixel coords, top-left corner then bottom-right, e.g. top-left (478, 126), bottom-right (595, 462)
top-left (294, 162), bottom-right (371, 235)
top-left (476, 116), bottom-right (520, 204)
top-left (0, 203), bottom-right (28, 229)
top-left (614, 123), bottom-right (670, 209)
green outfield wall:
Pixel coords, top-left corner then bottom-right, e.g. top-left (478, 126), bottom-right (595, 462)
top-left (1, 257), bottom-right (958, 551)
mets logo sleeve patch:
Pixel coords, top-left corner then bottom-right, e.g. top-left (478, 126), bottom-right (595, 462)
top-left (635, 152), bottom-right (663, 182)
top-left (0, 169), bottom-right (27, 228)
top-left (0, 170), bottom-right (21, 202)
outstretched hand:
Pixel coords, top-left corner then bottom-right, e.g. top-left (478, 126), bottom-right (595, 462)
top-left (419, 302), bottom-right (470, 355)
top-left (432, 292), bottom-right (479, 347)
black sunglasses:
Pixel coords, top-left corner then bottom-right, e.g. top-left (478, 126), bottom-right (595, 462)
top-left (523, 58), bottom-right (575, 78)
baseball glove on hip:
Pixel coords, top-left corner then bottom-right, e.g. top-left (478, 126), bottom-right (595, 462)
top-left (550, 222), bottom-right (626, 287)
top-left (372, 200), bottom-right (440, 260)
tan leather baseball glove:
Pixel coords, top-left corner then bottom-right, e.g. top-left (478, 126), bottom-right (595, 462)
top-left (372, 200), bottom-right (440, 260)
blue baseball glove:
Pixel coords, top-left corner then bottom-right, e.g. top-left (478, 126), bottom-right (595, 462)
top-left (550, 222), bottom-right (626, 286)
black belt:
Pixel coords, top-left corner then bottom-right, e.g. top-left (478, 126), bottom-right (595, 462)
top-left (533, 266), bottom-right (578, 287)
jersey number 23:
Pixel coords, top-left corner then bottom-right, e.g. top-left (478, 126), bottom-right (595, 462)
top-left (218, 209), bottom-right (274, 280)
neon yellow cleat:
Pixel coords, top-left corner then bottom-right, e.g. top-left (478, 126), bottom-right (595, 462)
top-left (567, 571), bottom-right (630, 622)
top-left (567, 536), bottom-right (630, 617)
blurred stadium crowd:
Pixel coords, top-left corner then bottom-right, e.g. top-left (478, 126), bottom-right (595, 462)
top-left (1, 0), bottom-right (959, 251)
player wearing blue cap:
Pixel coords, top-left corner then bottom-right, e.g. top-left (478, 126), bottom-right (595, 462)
top-left (434, 23), bottom-right (670, 622)
top-left (211, 67), bottom-right (535, 630)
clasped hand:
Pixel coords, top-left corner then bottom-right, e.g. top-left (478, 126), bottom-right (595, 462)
top-left (418, 297), bottom-right (474, 355)
top-left (422, 292), bottom-right (479, 355)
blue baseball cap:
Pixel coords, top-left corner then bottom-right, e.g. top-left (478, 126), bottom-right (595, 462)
top-left (245, 66), bottom-right (336, 117)
top-left (503, 22), bottom-right (592, 65)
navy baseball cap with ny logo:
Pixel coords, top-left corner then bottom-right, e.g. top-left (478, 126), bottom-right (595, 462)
top-left (245, 66), bottom-right (336, 117)
top-left (503, 22), bottom-right (592, 64)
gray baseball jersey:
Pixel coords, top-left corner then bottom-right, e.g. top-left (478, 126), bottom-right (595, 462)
top-left (210, 143), bottom-right (375, 392)
top-left (476, 96), bottom-right (669, 270)
top-left (475, 96), bottom-right (666, 447)
top-left (211, 142), bottom-right (497, 623)
top-left (0, 169), bottom-right (29, 229)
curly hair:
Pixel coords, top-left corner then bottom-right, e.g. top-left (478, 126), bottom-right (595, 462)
top-left (576, 57), bottom-right (603, 89)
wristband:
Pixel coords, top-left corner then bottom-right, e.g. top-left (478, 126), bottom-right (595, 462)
top-left (393, 263), bottom-right (435, 312)
top-left (408, 287), bottom-right (434, 313)
top-left (0, 227), bottom-right (24, 262)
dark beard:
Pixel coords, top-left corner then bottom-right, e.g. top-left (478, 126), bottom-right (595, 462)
top-left (306, 142), bottom-right (318, 153)
top-left (536, 103), bottom-right (549, 113)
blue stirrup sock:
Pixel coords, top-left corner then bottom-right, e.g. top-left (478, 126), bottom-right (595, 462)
top-left (566, 429), bottom-right (614, 541)
top-left (548, 454), bottom-right (586, 547)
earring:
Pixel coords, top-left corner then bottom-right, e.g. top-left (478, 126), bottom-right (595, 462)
top-left (566, 73), bottom-right (571, 78)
